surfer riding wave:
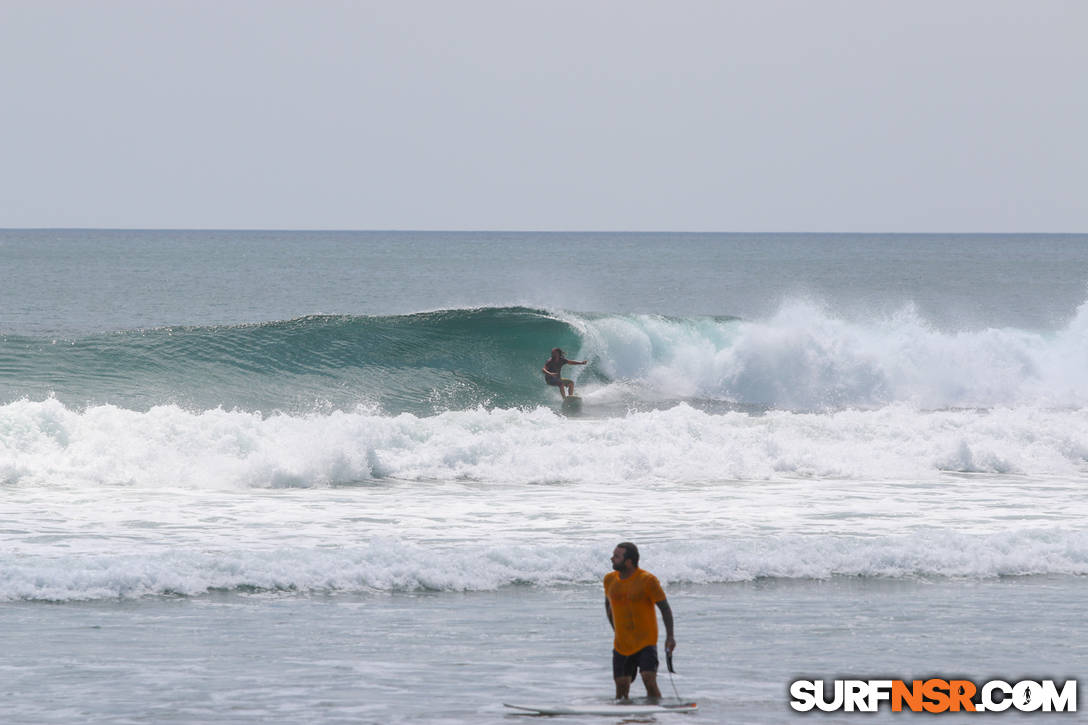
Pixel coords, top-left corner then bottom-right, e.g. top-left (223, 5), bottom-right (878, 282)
top-left (542, 347), bottom-right (586, 399)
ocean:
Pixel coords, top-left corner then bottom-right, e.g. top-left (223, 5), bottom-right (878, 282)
top-left (2, 230), bottom-right (1086, 723)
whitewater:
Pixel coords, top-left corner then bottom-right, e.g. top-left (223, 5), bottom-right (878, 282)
top-left (2, 230), bottom-right (1087, 723)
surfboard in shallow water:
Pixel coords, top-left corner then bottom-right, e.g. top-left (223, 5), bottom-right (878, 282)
top-left (504, 701), bottom-right (697, 716)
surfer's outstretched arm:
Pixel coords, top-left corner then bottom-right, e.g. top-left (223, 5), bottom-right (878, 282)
top-left (566, 360), bottom-right (585, 396)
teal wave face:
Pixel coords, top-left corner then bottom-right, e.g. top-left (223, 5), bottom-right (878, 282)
top-left (8, 298), bottom-right (1088, 415)
top-left (0, 307), bottom-right (586, 415)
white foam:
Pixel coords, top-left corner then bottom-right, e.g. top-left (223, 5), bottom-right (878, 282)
top-left (3, 530), bottom-right (1086, 601)
top-left (5, 397), bottom-right (1088, 601)
top-left (567, 299), bottom-right (1088, 410)
top-left (5, 398), bottom-right (1088, 489)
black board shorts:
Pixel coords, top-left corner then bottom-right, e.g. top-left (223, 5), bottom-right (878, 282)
top-left (544, 375), bottom-right (562, 386)
top-left (613, 645), bottom-right (658, 679)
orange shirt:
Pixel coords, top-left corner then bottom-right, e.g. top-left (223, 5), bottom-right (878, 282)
top-left (603, 568), bottom-right (666, 655)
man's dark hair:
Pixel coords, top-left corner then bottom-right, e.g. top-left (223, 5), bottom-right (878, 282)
top-left (617, 542), bottom-right (640, 567)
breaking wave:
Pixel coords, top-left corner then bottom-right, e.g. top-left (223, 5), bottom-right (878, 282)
top-left (4, 300), bottom-right (1088, 414)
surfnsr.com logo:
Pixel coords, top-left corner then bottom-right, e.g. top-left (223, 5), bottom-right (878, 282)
top-left (790, 679), bottom-right (1077, 713)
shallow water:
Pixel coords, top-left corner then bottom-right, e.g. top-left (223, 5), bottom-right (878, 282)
top-left (3, 578), bottom-right (1084, 724)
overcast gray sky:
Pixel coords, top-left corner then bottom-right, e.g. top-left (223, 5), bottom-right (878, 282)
top-left (1, 1), bottom-right (1084, 231)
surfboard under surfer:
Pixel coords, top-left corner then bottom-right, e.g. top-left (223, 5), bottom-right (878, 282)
top-left (542, 347), bottom-right (586, 398)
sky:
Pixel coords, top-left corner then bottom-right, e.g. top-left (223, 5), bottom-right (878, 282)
top-left (1, 0), bottom-right (1085, 232)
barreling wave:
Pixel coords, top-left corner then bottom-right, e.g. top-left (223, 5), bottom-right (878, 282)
top-left (4, 530), bottom-right (1087, 601)
top-left (4, 299), bottom-right (1088, 414)
top-left (0, 307), bottom-right (580, 415)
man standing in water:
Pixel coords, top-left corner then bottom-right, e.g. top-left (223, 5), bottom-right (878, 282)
top-left (604, 542), bottom-right (676, 701)
top-left (541, 347), bottom-right (586, 399)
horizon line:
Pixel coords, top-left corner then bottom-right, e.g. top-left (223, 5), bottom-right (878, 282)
top-left (2, 227), bottom-right (1085, 235)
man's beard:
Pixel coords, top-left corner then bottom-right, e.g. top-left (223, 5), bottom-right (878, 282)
top-left (612, 561), bottom-right (626, 571)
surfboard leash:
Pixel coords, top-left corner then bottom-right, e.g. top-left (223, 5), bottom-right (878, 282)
top-left (665, 649), bottom-right (682, 701)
